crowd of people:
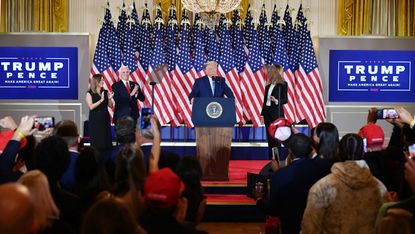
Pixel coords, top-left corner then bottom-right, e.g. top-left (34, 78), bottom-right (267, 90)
top-left (253, 106), bottom-right (415, 234)
top-left (0, 114), bottom-right (206, 234)
top-left (1, 104), bottom-right (415, 234)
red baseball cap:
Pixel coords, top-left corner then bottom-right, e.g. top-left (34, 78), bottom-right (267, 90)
top-left (268, 118), bottom-right (292, 141)
top-left (144, 168), bottom-right (185, 208)
top-left (0, 130), bottom-right (27, 154)
top-left (358, 122), bottom-right (384, 149)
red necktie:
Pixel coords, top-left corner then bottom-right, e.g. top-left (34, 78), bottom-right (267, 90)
top-left (125, 81), bottom-right (131, 94)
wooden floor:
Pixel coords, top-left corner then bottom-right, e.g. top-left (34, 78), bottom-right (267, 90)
top-left (197, 222), bottom-right (265, 234)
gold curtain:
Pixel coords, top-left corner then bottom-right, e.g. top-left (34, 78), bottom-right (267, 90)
top-left (0, 0), bottom-right (67, 32)
top-left (33, 0), bottom-right (68, 32)
top-left (338, 0), bottom-right (415, 36)
top-left (160, 0), bottom-right (249, 24)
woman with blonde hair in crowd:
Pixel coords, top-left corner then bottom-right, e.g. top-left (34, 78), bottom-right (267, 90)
top-left (17, 170), bottom-right (65, 233)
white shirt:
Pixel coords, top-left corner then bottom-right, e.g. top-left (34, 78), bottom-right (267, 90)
top-left (208, 76), bottom-right (215, 96)
top-left (266, 84), bottom-right (276, 106)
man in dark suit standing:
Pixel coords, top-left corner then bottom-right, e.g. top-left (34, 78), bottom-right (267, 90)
top-left (261, 65), bottom-right (288, 159)
top-left (254, 133), bottom-right (330, 234)
top-left (112, 65), bottom-right (145, 124)
top-left (189, 61), bottom-right (234, 103)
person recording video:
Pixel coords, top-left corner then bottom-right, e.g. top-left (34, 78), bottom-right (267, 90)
top-left (188, 61), bottom-right (234, 104)
top-left (261, 64), bottom-right (288, 160)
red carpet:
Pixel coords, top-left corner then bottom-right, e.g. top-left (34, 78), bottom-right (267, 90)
top-left (202, 160), bottom-right (269, 185)
top-left (202, 160), bottom-right (269, 204)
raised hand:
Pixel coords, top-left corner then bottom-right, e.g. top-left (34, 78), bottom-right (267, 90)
top-left (131, 85), bottom-right (139, 96)
top-left (107, 91), bottom-right (114, 100)
top-left (0, 116), bottom-right (17, 130)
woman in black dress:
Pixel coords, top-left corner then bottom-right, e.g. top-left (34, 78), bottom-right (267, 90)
top-left (86, 74), bottom-right (114, 153)
top-left (261, 65), bottom-right (288, 159)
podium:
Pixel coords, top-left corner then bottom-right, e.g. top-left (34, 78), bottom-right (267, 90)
top-left (192, 98), bottom-right (236, 180)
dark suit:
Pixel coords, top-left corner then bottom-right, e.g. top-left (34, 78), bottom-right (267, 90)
top-left (112, 80), bottom-right (145, 124)
top-left (261, 82), bottom-right (288, 159)
top-left (189, 76), bottom-right (234, 99)
top-left (256, 156), bottom-right (330, 234)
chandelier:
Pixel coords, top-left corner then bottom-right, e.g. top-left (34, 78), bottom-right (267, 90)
top-left (181, 0), bottom-right (241, 29)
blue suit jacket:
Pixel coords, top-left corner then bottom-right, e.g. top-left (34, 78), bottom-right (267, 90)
top-left (188, 76), bottom-right (234, 100)
top-left (257, 156), bottom-right (330, 234)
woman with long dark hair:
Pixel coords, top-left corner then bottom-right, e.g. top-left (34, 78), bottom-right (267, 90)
top-left (85, 74), bottom-right (113, 153)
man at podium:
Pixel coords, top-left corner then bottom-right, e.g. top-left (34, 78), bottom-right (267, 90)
top-left (189, 61), bottom-right (234, 103)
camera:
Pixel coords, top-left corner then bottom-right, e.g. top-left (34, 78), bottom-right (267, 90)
top-left (33, 116), bottom-right (55, 131)
top-left (140, 108), bottom-right (152, 130)
top-left (376, 109), bottom-right (399, 119)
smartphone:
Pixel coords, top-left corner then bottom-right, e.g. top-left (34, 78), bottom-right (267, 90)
top-left (272, 147), bottom-right (285, 167)
top-left (409, 143), bottom-right (415, 158)
top-left (34, 116), bottom-right (55, 131)
top-left (140, 108), bottom-right (152, 130)
top-left (363, 138), bottom-right (367, 153)
top-left (376, 109), bottom-right (399, 119)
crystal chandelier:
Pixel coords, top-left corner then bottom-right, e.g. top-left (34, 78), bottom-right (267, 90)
top-left (181, 0), bottom-right (241, 14)
top-left (181, 0), bottom-right (241, 29)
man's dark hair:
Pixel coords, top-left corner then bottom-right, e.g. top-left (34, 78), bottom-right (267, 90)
top-left (115, 116), bottom-right (136, 144)
top-left (288, 133), bottom-right (312, 158)
top-left (53, 120), bottom-right (79, 147)
top-left (33, 136), bottom-right (70, 181)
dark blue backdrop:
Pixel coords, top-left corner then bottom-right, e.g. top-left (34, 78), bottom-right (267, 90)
top-left (0, 47), bottom-right (78, 99)
top-left (329, 50), bottom-right (415, 102)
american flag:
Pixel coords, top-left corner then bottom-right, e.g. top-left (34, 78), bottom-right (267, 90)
top-left (206, 27), bottom-right (219, 63)
top-left (116, 2), bottom-right (127, 53)
top-left (166, 4), bottom-right (181, 126)
top-left (232, 11), bottom-right (249, 124)
top-left (270, 4), bottom-right (280, 52)
top-left (241, 22), bottom-right (267, 127)
top-left (243, 5), bottom-right (253, 49)
top-left (93, 5), bottom-right (121, 91)
top-left (258, 6), bottom-right (273, 65)
top-left (218, 20), bottom-right (243, 123)
top-left (192, 14), bottom-right (206, 78)
top-left (296, 7), bottom-right (326, 128)
top-left (287, 5), bottom-right (305, 122)
top-left (217, 13), bottom-right (227, 39)
top-left (171, 12), bottom-right (196, 127)
top-left (258, 4), bottom-right (267, 47)
top-left (145, 9), bottom-right (176, 125)
top-left (91, 21), bottom-right (112, 91)
top-left (135, 6), bottom-right (152, 108)
top-left (130, 2), bottom-right (140, 52)
top-left (283, 5), bottom-right (294, 58)
top-left (273, 25), bottom-right (296, 123)
top-left (102, 4), bottom-right (122, 78)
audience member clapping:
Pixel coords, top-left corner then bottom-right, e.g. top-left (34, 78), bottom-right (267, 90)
top-left (301, 133), bottom-right (388, 234)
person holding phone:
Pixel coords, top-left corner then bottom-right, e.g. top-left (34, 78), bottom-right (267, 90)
top-left (261, 65), bottom-right (288, 160)
top-left (112, 65), bottom-right (145, 125)
top-left (86, 74), bottom-right (114, 152)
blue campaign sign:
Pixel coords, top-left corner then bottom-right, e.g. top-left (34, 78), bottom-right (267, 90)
top-left (329, 50), bottom-right (415, 102)
top-left (0, 47), bottom-right (78, 99)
